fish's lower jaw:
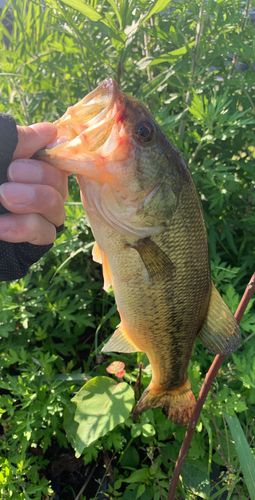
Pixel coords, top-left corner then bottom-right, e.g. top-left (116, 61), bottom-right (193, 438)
top-left (133, 379), bottom-right (196, 427)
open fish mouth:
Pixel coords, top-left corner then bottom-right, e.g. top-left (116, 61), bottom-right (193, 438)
top-left (36, 78), bottom-right (126, 175)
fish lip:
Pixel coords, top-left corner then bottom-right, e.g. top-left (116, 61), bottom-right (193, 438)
top-left (36, 78), bottom-right (123, 161)
top-left (56, 77), bottom-right (120, 128)
top-left (101, 77), bottom-right (119, 99)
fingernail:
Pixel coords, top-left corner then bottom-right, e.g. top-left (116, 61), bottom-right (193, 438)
top-left (0, 215), bottom-right (11, 234)
top-left (8, 160), bottom-right (43, 183)
top-left (0, 183), bottom-right (35, 204)
top-left (29, 122), bottom-right (57, 137)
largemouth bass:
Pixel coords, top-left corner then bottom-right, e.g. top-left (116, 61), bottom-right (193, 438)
top-left (37, 78), bottom-right (240, 426)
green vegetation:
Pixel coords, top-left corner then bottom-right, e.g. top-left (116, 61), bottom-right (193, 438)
top-left (1, 0), bottom-right (255, 498)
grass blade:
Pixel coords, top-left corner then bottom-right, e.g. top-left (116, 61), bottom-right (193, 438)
top-left (225, 412), bottom-right (255, 500)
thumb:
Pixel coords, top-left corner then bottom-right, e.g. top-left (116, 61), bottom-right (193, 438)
top-left (13, 122), bottom-right (57, 160)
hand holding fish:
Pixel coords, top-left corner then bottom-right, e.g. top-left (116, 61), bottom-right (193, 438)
top-left (0, 122), bottom-right (68, 245)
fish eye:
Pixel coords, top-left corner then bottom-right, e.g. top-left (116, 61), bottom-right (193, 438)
top-left (134, 120), bottom-right (155, 144)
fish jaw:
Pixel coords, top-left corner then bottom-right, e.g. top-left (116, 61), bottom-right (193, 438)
top-left (36, 78), bottom-right (130, 180)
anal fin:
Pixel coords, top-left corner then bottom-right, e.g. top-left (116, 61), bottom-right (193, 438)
top-left (102, 323), bottom-right (141, 353)
top-left (197, 282), bottom-right (241, 355)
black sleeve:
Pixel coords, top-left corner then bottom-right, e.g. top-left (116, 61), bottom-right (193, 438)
top-left (0, 113), bottom-right (63, 281)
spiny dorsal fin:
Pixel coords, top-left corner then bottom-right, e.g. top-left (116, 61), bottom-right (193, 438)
top-left (128, 237), bottom-right (175, 280)
top-left (101, 323), bottom-right (141, 353)
top-left (197, 282), bottom-right (241, 355)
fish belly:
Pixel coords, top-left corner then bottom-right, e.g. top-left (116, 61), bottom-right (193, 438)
top-left (82, 185), bottom-right (211, 426)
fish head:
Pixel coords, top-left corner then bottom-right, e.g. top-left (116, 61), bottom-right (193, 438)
top-left (37, 78), bottom-right (186, 237)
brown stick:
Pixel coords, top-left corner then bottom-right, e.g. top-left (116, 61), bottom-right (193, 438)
top-left (167, 272), bottom-right (255, 500)
top-left (131, 361), bottom-right (143, 415)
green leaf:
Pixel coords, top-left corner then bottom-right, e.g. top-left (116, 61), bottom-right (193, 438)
top-left (131, 423), bottom-right (142, 438)
top-left (57, 0), bottom-right (102, 21)
top-left (141, 0), bottom-right (171, 24)
top-left (150, 42), bottom-right (196, 64)
top-left (141, 423), bottom-right (155, 437)
top-left (225, 413), bottom-right (255, 500)
top-left (181, 459), bottom-right (210, 498)
top-left (63, 403), bottom-right (79, 448)
top-left (120, 446), bottom-right (140, 469)
top-left (107, 0), bottom-right (122, 28)
top-left (124, 467), bottom-right (151, 484)
top-left (72, 376), bottom-right (133, 456)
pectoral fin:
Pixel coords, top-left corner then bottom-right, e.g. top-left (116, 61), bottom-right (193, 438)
top-left (197, 282), bottom-right (241, 355)
top-left (102, 323), bottom-right (141, 353)
top-left (92, 241), bottom-right (102, 264)
top-left (92, 242), bottom-right (112, 291)
top-left (129, 237), bottom-right (175, 280)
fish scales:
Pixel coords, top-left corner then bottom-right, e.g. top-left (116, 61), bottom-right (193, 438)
top-left (37, 78), bottom-right (241, 426)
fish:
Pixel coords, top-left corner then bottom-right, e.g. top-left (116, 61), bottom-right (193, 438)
top-left (37, 78), bottom-right (241, 426)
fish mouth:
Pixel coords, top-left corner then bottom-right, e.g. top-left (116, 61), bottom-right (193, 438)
top-left (36, 78), bottom-right (126, 175)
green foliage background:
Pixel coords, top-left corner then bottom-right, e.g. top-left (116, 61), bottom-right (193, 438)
top-left (0, 0), bottom-right (255, 498)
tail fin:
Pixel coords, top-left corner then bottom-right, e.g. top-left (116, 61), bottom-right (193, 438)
top-left (133, 379), bottom-right (195, 427)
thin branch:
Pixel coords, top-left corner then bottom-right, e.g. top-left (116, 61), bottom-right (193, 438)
top-left (102, 450), bottom-right (114, 485)
top-left (148, 449), bottom-right (163, 500)
top-left (212, 413), bottom-right (227, 467)
top-left (132, 361), bottom-right (143, 413)
top-left (246, 419), bottom-right (254, 442)
top-left (212, 414), bottom-right (245, 500)
top-left (222, 413), bottom-right (231, 470)
top-left (74, 460), bottom-right (100, 500)
top-left (157, 447), bottom-right (176, 464)
top-left (228, 0), bottom-right (251, 78)
top-left (167, 271), bottom-right (255, 500)
top-left (178, 1), bottom-right (205, 137)
top-left (94, 451), bottom-right (116, 500)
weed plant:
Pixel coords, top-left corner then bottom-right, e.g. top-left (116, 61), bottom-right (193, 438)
top-left (0, 0), bottom-right (255, 498)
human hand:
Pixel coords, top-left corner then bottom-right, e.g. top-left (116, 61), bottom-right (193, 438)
top-left (0, 122), bottom-right (69, 245)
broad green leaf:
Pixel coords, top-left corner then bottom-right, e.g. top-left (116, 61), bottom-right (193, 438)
top-left (181, 459), bottom-right (210, 498)
top-left (120, 446), bottom-right (140, 469)
top-left (131, 423), bottom-right (142, 438)
top-left (57, 0), bottom-right (102, 21)
top-left (72, 376), bottom-right (133, 456)
top-left (124, 467), bottom-right (151, 484)
top-left (141, 423), bottom-right (155, 437)
top-left (225, 413), bottom-right (255, 500)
